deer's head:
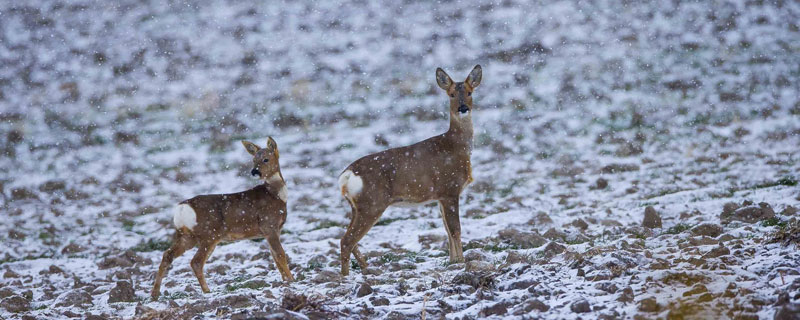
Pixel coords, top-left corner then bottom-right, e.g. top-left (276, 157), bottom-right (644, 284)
top-left (436, 65), bottom-right (482, 120)
top-left (242, 137), bottom-right (281, 181)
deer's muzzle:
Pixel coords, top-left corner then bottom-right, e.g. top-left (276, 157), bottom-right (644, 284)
top-left (251, 168), bottom-right (261, 177)
top-left (458, 105), bottom-right (469, 113)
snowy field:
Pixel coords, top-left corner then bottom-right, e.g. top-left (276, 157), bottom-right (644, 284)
top-left (1, 0), bottom-right (799, 319)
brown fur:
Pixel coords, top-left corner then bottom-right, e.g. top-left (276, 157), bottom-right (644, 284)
top-left (151, 138), bottom-right (293, 300)
top-left (339, 65), bottom-right (482, 276)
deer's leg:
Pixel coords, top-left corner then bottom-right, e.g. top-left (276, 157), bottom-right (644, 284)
top-left (340, 201), bottom-right (385, 276)
top-left (439, 197), bottom-right (464, 263)
top-left (265, 231), bottom-right (294, 282)
top-left (352, 247), bottom-right (368, 270)
top-left (190, 240), bottom-right (218, 293)
top-left (151, 231), bottom-right (195, 300)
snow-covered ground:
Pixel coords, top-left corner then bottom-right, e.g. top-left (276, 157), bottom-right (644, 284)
top-left (1, 0), bottom-right (799, 318)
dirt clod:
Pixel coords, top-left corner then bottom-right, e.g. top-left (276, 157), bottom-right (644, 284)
top-left (642, 206), bottom-right (662, 228)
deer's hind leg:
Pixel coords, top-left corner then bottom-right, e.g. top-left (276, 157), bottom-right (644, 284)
top-left (190, 240), bottom-right (218, 293)
top-left (152, 229), bottom-right (195, 300)
top-left (340, 199), bottom-right (387, 276)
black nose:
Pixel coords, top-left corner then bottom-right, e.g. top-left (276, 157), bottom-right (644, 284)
top-left (458, 105), bottom-right (469, 113)
top-left (251, 168), bottom-right (261, 177)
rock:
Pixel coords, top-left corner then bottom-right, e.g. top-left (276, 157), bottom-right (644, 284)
top-left (308, 254), bottom-right (328, 266)
top-left (691, 223), bottom-right (723, 237)
top-left (638, 297), bottom-right (659, 312)
top-left (542, 228), bottom-right (566, 241)
top-left (466, 260), bottom-right (495, 273)
top-left (1, 295), bottom-right (30, 313)
top-left (618, 287), bottom-right (635, 303)
top-left (702, 245), bottom-right (730, 259)
top-left (464, 250), bottom-right (490, 262)
top-left (214, 294), bottom-right (256, 309)
top-left (521, 298), bottom-right (550, 312)
top-left (774, 303), bottom-right (800, 320)
top-left (498, 228), bottom-right (547, 248)
top-left (452, 271), bottom-right (494, 289)
top-left (108, 281), bottom-right (136, 303)
top-left (780, 206), bottom-right (798, 216)
top-left (532, 212), bottom-right (553, 225)
top-left (3, 269), bottom-right (20, 278)
top-left (312, 270), bottom-right (342, 284)
top-left (281, 291), bottom-right (308, 312)
top-left (55, 290), bottom-right (93, 307)
top-left (569, 218), bottom-right (589, 230)
top-left (356, 283), bottom-right (373, 297)
top-left (542, 241), bottom-right (566, 258)
top-left (505, 279), bottom-right (537, 291)
top-left (8, 230), bottom-right (25, 240)
top-left (642, 206), bottom-right (662, 228)
top-left (721, 202), bottom-right (775, 223)
top-left (682, 284), bottom-right (708, 297)
top-left (61, 243), bottom-right (87, 254)
top-left (505, 251), bottom-right (528, 264)
top-left (595, 282), bottom-right (619, 294)
top-left (480, 302), bottom-right (508, 316)
top-left (570, 299), bottom-right (591, 313)
top-left (98, 251), bottom-right (150, 269)
top-left (602, 163), bottom-right (640, 173)
top-left (594, 178), bottom-right (609, 189)
top-left (370, 296), bottom-right (390, 306)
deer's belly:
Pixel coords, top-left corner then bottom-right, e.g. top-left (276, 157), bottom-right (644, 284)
top-left (392, 199), bottom-right (438, 208)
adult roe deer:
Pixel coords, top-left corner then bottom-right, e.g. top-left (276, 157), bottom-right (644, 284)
top-left (151, 138), bottom-right (294, 300)
top-left (338, 65), bottom-right (482, 276)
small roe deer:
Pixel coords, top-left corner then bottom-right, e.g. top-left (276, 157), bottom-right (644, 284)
top-left (338, 65), bottom-right (482, 276)
top-left (151, 137), bottom-right (294, 300)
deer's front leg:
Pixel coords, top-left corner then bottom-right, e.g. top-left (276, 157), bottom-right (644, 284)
top-left (439, 197), bottom-right (464, 263)
top-left (190, 241), bottom-right (217, 293)
top-left (266, 232), bottom-right (294, 282)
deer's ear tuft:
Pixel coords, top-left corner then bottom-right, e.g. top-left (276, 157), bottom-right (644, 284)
top-left (436, 68), bottom-right (453, 91)
top-left (466, 65), bottom-right (482, 89)
top-left (242, 140), bottom-right (260, 155)
top-left (267, 136), bottom-right (279, 157)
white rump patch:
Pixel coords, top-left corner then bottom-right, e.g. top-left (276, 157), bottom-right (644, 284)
top-left (173, 204), bottom-right (198, 230)
top-left (339, 170), bottom-right (363, 198)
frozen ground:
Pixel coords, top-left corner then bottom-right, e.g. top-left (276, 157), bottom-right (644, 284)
top-left (1, 0), bottom-right (799, 319)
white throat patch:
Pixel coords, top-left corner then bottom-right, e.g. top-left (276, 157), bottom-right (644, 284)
top-left (268, 173), bottom-right (287, 202)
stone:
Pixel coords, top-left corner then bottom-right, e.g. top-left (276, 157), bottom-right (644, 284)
top-left (638, 297), bottom-right (659, 312)
top-left (312, 270), bottom-right (342, 284)
top-left (370, 296), bottom-right (390, 306)
top-left (721, 202), bottom-right (775, 223)
top-left (108, 281), bottom-right (136, 303)
top-left (466, 260), bottom-right (495, 273)
top-left (594, 177), bottom-right (609, 189)
top-left (569, 218), bottom-right (589, 230)
top-left (1, 295), bottom-right (30, 313)
top-left (542, 228), bottom-right (566, 241)
top-left (702, 245), bottom-right (730, 259)
top-left (542, 241), bottom-right (566, 258)
top-left (356, 283), bottom-right (373, 297)
top-left (522, 298), bottom-right (550, 312)
top-left (642, 206), bottom-right (662, 228)
top-left (505, 251), bottom-right (528, 265)
top-left (570, 299), bottom-right (591, 313)
top-left (480, 302), bottom-right (508, 316)
top-left (55, 290), bottom-right (93, 307)
top-left (498, 228), bottom-right (547, 248)
top-left (618, 287), bottom-right (635, 303)
top-left (691, 223), bottom-right (723, 237)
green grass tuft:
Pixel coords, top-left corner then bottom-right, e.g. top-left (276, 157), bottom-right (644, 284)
top-left (131, 238), bottom-right (171, 252)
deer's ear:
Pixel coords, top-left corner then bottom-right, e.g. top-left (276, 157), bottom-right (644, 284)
top-left (267, 136), bottom-right (279, 157)
top-left (436, 68), bottom-right (453, 90)
top-left (242, 140), bottom-right (260, 155)
top-left (466, 65), bottom-right (482, 89)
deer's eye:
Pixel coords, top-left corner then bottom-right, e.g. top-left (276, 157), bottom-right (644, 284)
top-left (468, 92), bottom-right (472, 96)
top-left (263, 159), bottom-right (269, 163)
top-left (449, 93), bottom-right (455, 98)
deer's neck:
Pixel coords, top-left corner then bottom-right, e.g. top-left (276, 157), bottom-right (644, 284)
top-left (264, 173), bottom-right (287, 203)
top-left (446, 113), bottom-right (474, 151)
